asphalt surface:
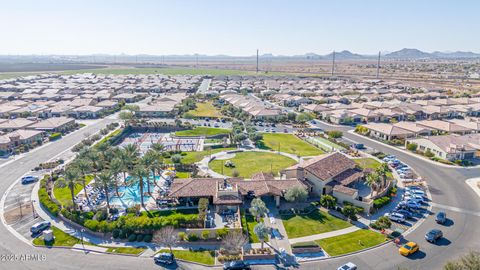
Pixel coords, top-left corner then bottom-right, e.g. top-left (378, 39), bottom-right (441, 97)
top-left (0, 118), bottom-right (478, 270)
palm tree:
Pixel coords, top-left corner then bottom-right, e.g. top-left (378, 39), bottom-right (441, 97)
top-left (140, 151), bottom-right (155, 195)
top-left (74, 158), bottom-right (92, 205)
top-left (151, 143), bottom-right (165, 153)
top-left (254, 222), bottom-right (269, 249)
top-left (376, 163), bottom-right (390, 189)
top-left (366, 172), bottom-right (379, 197)
top-left (64, 166), bottom-right (81, 211)
top-left (130, 164), bottom-right (148, 207)
top-left (95, 171), bottom-right (114, 214)
top-left (109, 158), bottom-right (123, 197)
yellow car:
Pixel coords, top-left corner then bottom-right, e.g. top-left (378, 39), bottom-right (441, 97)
top-left (399, 242), bottom-right (419, 256)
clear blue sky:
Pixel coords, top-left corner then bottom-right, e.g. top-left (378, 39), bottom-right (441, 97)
top-left (1, 0), bottom-right (478, 55)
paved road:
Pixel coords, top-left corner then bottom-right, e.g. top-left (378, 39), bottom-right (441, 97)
top-left (0, 117), bottom-right (479, 270)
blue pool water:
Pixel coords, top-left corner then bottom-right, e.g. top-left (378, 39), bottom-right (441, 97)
top-left (109, 175), bottom-right (159, 208)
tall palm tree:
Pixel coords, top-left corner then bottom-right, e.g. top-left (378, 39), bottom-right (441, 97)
top-left (366, 172), bottom-right (379, 197)
top-left (74, 158), bottom-right (92, 205)
top-left (141, 151), bottom-right (155, 194)
top-left (376, 163), bottom-right (390, 189)
top-left (109, 158), bottom-right (123, 197)
top-left (94, 171), bottom-right (114, 214)
top-left (130, 164), bottom-right (148, 207)
top-left (64, 166), bottom-right (81, 211)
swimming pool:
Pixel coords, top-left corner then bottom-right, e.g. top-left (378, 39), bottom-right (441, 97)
top-left (109, 175), bottom-right (160, 208)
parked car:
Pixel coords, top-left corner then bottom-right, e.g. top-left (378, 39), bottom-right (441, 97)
top-left (399, 242), bottom-right (419, 256)
top-left (436, 211), bottom-right (447, 224)
top-left (425, 229), bottom-right (443, 243)
top-left (395, 209), bottom-right (413, 219)
top-left (153, 252), bottom-right (174, 265)
top-left (30, 221), bottom-right (51, 234)
top-left (223, 261), bottom-right (251, 270)
top-left (398, 200), bottom-right (421, 210)
top-left (384, 212), bottom-right (405, 223)
top-left (405, 189), bottom-right (425, 197)
top-left (403, 194), bottom-right (425, 203)
top-left (21, 175), bottom-right (39, 184)
top-left (405, 186), bottom-right (422, 192)
top-left (337, 262), bottom-right (357, 270)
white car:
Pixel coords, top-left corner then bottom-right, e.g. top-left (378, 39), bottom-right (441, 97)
top-left (404, 194), bottom-right (425, 203)
top-left (338, 262), bottom-right (357, 270)
top-left (384, 212), bottom-right (405, 223)
top-left (405, 186), bottom-right (422, 192)
top-left (406, 189), bottom-right (425, 196)
top-left (402, 200), bottom-right (421, 209)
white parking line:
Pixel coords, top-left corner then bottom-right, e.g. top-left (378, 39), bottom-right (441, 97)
top-left (430, 202), bottom-right (480, 217)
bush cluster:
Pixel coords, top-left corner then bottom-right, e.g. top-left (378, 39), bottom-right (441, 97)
top-left (49, 132), bottom-right (62, 141)
top-left (38, 177), bottom-right (59, 217)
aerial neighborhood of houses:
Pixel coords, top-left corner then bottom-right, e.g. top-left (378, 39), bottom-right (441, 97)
top-left (1, 71), bottom-right (479, 268)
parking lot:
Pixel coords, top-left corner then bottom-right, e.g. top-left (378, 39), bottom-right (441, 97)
top-left (3, 171), bottom-right (46, 240)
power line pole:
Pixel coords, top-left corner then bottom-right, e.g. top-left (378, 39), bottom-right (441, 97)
top-left (256, 49), bottom-right (259, 73)
top-left (376, 51), bottom-right (381, 79)
top-left (331, 50), bottom-right (336, 76)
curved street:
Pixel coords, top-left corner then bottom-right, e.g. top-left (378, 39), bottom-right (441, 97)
top-left (0, 119), bottom-right (479, 270)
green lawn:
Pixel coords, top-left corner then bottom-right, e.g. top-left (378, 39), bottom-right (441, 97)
top-left (260, 133), bottom-right (324, 157)
top-left (314, 136), bottom-right (346, 151)
top-left (186, 101), bottom-right (224, 118)
top-left (242, 214), bottom-right (262, 243)
top-left (158, 249), bottom-right (215, 265)
top-left (168, 147), bottom-right (236, 164)
top-left (53, 175), bottom-right (94, 206)
top-left (106, 246), bottom-right (146, 255)
top-left (209, 151), bottom-right (297, 178)
top-left (354, 158), bottom-right (393, 178)
top-left (316, 229), bottom-right (386, 256)
top-left (32, 226), bottom-right (83, 247)
top-left (281, 209), bottom-right (351, 238)
top-left (175, 127), bottom-right (230, 137)
top-left (175, 171), bottom-right (191, 178)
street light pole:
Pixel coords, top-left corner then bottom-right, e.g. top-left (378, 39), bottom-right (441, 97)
top-left (80, 229), bottom-right (85, 250)
top-left (31, 200), bottom-right (36, 218)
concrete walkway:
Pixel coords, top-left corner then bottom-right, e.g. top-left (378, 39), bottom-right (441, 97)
top-left (288, 226), bottom-right (360, 244)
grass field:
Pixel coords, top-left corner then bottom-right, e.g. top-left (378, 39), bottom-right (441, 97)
top-left (354, 158), bottom-right (393, 178)
top-left (53, 175), bottom-right (94, 206)
top-left (106, 246), bottom-right (146, 255)
top-left (186, 101), bottom-right (224, 118)
top-left (316, 229), bottom-right (386, 256)
top-left (209, 151), bottom-right (297, 178)
top-left (259, 133), bottom-right (324, 157)
top-left (314, 136), bottom-right (346, 150)
top-left (32, 226), bottom-right (83, 247)
top-left (281, 209), bottom-right (351, 238)
top-left (175, 127), bottom-right (230, 137)
top-left (158, 249), bottom-right (215, 265)
top-left (169, 147), bottom-right (236, 164)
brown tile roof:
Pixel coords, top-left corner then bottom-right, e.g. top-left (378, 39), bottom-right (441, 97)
top-left (250, 172), bottom-right (275, 181)
top-left (332, 168), bottom-right (364, 186)
top-left (213, 195), bottom-right (242, 205)
top-left (303, 152), bottom-right (356, 181)
top-left (333, 185), bottom-right (357, 196)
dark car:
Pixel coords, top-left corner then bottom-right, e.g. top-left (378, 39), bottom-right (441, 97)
top-left (436, 211), bottom-right (447, 224)
top-left (395, 209), bottom-right (413, 219)
top-left (153, 252), bottom-right (174, 265)
top-left (223, 261), bottom-right (251, 270)
top-left (30, 221), bottom-right (51, 234)
top-left (425, 229), bottom-right (443, 243)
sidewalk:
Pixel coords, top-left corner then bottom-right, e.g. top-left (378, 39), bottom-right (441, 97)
top-left (288, 226), bottom-right (360, 244)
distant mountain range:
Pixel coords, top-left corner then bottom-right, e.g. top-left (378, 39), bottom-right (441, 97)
top-left (1, 48), bottom-right (479, 64)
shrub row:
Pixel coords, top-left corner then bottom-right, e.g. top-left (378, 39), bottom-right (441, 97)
top-left (49, 132), bottom-right (62, 141)
top-left (38, 176), bottom-right (60, 217)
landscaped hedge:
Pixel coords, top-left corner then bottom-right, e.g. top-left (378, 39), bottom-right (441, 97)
top-left (373, 196), bottom-right (391, 209)
top-left (49, 132), bottom-right (62, 141)
top-left (38, 177), bottom-right (60, 217)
